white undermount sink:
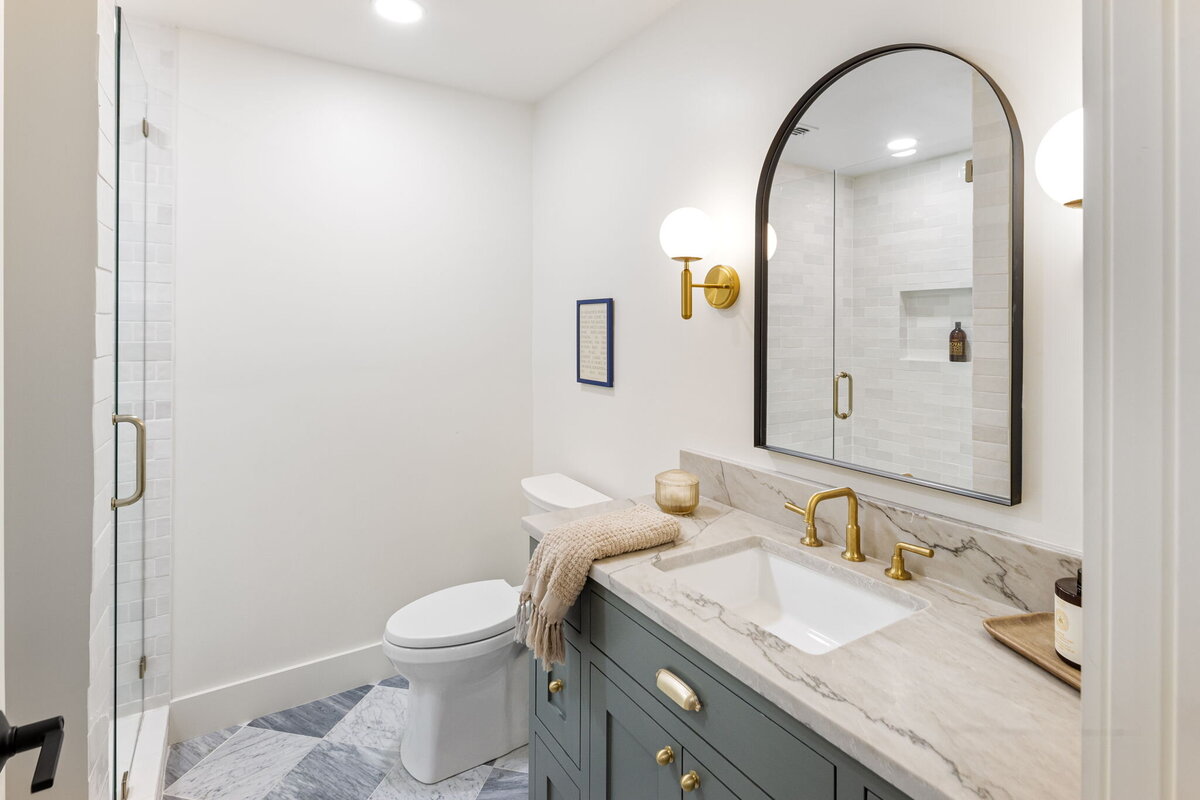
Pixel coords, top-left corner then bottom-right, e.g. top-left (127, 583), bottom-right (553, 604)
top-left (654, 539), bottom-right (926, 654)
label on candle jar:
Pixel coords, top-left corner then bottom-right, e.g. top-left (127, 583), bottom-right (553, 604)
top-left (1054, 596), bottom-right (1081, 668)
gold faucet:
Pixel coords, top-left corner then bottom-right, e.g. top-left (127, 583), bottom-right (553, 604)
top-left (784, 487), bottom-right (865, 562)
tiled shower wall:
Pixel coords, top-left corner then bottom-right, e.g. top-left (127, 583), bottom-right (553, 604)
top-left (969, 73), bottom-right (1014, 498)
top-left (841, 151), bottom-right (975, 487)
top-left (117, 18), bottom-right (178, 719)
top-left (765, 162), bottom-right (838, 454)
top-left (91, 5), bottom-right (118, 797)
top-left (90, 10), bottom-right (177, 798)
top-left (766, 153), bottom-right (975, 488)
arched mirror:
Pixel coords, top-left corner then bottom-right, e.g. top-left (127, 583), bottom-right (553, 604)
top-left (754, 45), bottom-right (1023, 505)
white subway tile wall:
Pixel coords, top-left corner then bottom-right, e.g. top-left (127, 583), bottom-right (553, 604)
top-left (91, 4), bottom-right (117, 797)
top-left (766, 152), bottom-right (977, 489)
top-left (91, 11), bottom-right (178, 799)
top-left (841, 150), bottom-right (975, 487)
top-left (969, 74), bottom-right (1013, 498)
top-left (116, 18), bottom-right (178, 720)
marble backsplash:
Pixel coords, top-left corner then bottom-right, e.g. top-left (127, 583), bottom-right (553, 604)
top-left (680, 450), bottom-right (1081, 613)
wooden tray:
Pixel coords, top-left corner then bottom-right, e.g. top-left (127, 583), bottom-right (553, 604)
top-left (982, 612), bottom-right (1081, 690)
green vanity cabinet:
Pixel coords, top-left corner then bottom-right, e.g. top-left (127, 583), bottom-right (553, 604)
top-left (527, 574), bottom-right (915, 800)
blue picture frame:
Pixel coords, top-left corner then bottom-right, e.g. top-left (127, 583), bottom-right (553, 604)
top-left (576, 298), bottom-right (614, 387)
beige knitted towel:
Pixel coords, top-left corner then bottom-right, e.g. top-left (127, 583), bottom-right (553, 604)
top-left (516, 503), bottom-right (680, 667)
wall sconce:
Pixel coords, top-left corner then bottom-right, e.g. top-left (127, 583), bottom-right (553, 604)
top-left (659, 207), bottom-right (740, 320)
top-left (1035, 108), bottom-right (1083, 208)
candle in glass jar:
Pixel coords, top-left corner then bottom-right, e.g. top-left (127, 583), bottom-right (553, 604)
top-left (655, 469), bottom-right (700, 515)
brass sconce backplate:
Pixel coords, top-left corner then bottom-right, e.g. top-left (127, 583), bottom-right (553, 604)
top-left (702, 265), bottom-right (740, 309)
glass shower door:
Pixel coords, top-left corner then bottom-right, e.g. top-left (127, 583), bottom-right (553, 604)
top-left (114, 10), bottom-right (149, 797)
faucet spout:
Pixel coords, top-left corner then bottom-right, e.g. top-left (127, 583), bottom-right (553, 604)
top-left (784, 488), bottom-right (864, 561)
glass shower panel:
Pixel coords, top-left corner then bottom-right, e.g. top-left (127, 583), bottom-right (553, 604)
top-left (114, 10), bottom-right (149, 796)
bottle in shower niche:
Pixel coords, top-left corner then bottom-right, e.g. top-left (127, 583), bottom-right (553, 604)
top-left (949, 321), bottom-right (968, 362)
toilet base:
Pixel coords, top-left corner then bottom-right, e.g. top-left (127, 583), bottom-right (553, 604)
top-left (384, 631), bottom-right (529, 784)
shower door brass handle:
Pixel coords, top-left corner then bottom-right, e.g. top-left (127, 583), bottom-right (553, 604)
top-left (111, 414), bottom-right (146, 510)
top-left (834, 372), bottom-right (853, 420)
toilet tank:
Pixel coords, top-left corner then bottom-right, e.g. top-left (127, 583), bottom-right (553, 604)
top-left (521, 473), bottom-right (611, 515)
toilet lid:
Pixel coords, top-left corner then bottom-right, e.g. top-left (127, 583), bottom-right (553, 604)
top-left (385, 579), bottom-right (520, 649)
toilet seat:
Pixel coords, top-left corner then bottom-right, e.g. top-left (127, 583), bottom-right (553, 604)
top-left (385, 579), bottom-right (519, 649)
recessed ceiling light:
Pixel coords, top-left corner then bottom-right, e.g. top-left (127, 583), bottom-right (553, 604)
top-left (891, 149), bottom-right (917, 158)
top-left (373, 0), bottom-right (424, 24)
top-left (887, 138), bottom-right (917, 151)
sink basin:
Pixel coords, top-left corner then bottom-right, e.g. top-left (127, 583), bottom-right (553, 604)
top-left (653, 539), bottom-right (926, 654)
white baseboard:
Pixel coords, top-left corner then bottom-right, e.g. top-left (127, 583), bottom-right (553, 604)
top-left (168, 642), bottom-right (395, 743)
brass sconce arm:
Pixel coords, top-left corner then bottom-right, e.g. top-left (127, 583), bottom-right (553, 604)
top-left (677, 259), bottom-right (740, 320)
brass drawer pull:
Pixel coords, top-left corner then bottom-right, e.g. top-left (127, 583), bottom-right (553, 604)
top-left (547, 679), bottom-right (564, 694)
top-left (681, 770), bottom-right (701, 792)
top-left (655, 746), bottom-right (675, 766)
top-left (655, 669), bottom-right (702, 712)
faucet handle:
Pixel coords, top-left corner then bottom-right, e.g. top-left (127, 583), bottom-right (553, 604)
top-left (783, 501), bottom-right (822, 547)
top-left (884, 542), bottom-right (934, 581)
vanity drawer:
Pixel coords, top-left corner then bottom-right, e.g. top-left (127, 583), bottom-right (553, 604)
top-left (534, 638), bottom-right (583, 766)
top-left (590, 591), bottom-right (835, 800)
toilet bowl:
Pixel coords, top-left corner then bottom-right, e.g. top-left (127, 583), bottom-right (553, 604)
top-left (381, 474), bottom-right (611, 784)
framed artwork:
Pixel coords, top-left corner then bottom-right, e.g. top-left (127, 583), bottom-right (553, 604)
top-left (577, 298), bottom-right (614, 387)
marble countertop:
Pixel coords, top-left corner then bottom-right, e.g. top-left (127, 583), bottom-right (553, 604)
top-left (522, 497), bottom-right (1080, 800)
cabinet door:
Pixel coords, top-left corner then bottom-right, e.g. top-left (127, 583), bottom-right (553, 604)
top-left (590, 667), bottom-right (681, 800)
top-left (679, 752), bottom-right (737, 800)
top-left (533, 733), bottom-right (581, 800)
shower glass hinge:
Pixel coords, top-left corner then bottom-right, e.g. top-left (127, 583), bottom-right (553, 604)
top-left (138, 655), bottom-right (147, 680)
top-left (964, 158), bottom-right (974, 183)
top-left (142, 118), bottom-right (149, 138)
top-left (121, 770), bottom-right (130, 800)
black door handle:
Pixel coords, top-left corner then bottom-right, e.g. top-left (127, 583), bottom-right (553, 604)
top-left (0, 710), bottom-right (65, 793)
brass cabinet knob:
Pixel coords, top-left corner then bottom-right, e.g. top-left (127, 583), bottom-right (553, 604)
top-left (680, 770), bottom-right (701, 792)
top-left (547, 679), bottom-right (565, 694)
top-left (884, 541), bottom-right (935, 581)
top-left (655, 746), bottom-right (675, 766)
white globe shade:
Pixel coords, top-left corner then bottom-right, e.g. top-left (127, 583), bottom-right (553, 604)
top-left (765, 223), bottom-right (779, 260)
top-left (1035, 108), bottom-right (1083, 207)
top-left (659, 207), bottom-right (713, 261)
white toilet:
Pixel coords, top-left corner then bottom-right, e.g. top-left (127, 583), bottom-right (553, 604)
top-left (381, 473), bottom-right (611, 784)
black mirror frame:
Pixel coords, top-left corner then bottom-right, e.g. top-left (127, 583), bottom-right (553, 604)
top-left (753, 43), bottom-right (1024, 506)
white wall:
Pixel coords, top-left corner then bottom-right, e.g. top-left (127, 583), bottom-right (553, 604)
top-left (4, 0), bottom-right (99, 796)
top-left (531, 0), bottom-right (1083, 552)
top-left (172, 32), bottom-right (533, 708)
top-left (1082, 0), bottom-right (1199, 796)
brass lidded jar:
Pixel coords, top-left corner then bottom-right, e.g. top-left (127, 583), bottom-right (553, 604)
top-left (655, 469), bottom-right (700, 515)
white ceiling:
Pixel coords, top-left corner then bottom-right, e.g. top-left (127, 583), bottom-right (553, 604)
top-left (120, 0), bottom-right (682, 101)
top-left (780, 50), bottom-right (978, 176)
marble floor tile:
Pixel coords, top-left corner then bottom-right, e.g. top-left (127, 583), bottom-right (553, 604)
top-left (476, 767), bottom-right (526, 799)
top-left (164, 725), bottom-right (242, 788)
top-left (248, 685), bottom-right (372, 738)
top-left (325, 685), bottom-right (408, 751)
top-left (367, 763), bottom-right (490, 800)
top-left (163, 726), bottom-right (318, 800)
top-left (378, 674), bottom-right (410, 690)
top-left (490, 745), bottom-right (528, 774)
top-left (262, 740), bottom-right (397, 800)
